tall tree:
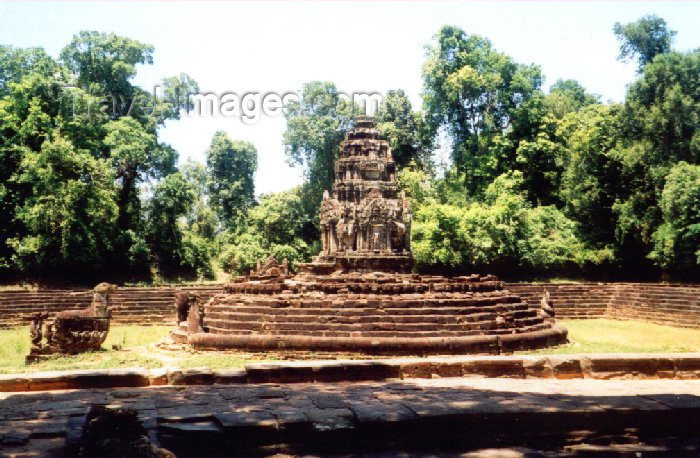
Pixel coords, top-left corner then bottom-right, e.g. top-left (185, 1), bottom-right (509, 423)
top-left (375, 89), bottom-right (432, 169)
top-left (283, 81), bottom-right (356, 219)
top-left (649, 162), bottom-right (700, 274)
top-left (557, 104), bottom-right (624, 248)
top-left (545, 79), bottom-right (599, 119)
top-left (146, 172), bottom-right (196, 277)
top-left (60, 31), bottom-right (154, 100)
top-left (612, 48), bottom-right (700, 268)
top-left (422, 26), bottom-right (543, 195)
top-left (205, 131), bottom-right (257, 231)
top-left (1, 33), bottom-right (196, 281)
top-left (8, 134), bottom-right (117, 280)
top-left (613, 15), bottom-right (676, 72)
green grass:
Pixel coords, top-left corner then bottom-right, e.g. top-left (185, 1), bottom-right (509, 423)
top-left (176, 354), bottom-right (250, 369)
top-left (0, 325), bottom-right (170, 374)
top-left (2, 319), bottom-right (700, 374)
top-left (522, 318), bottom-right (700, 354)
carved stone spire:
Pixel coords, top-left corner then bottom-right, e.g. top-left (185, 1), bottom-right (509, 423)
top-left (307, 116), bottom-right (412, 274)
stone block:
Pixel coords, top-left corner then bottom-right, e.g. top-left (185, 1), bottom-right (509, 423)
top-left (548, 356), bottom-right (584, 379)
top-left (212, 369), bottom-right (247, 384)
top-left (523, 356), bottom-right (552, 378)
top-left (674, 355), bottom-right (700, 379)
top-left (0, 375), bottom-right (30, 392)
top-left (587, 355), bottom-right (665, 380)
top-left (399, 361), bottom-right (432, 379)
top-left (167, 367), bottom-right (213, 385)
top-left (462, 357), bottom-right (525, 378)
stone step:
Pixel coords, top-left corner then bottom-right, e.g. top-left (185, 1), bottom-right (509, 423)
top-left (204, 322), bottom-right (551, 338)
top-left (205, 309), bottom-right (537, 325)
top-left (204, 316), bottom-right (545, 334)
top-left (207, 303), bottom-right (533, 317)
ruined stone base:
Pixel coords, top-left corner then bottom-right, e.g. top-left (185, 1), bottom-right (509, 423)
top-left (189, 326), bottom-right (568, 355)
top-left (192, 272), bottom-right (568, 355)
top-left (300, 253), bottom-right (413, 275)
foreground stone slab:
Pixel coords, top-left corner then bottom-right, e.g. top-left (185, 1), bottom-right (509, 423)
top-left (4, 353), bottom-right (700, 392)
top-left (1, 378), bottom-right (700, 455)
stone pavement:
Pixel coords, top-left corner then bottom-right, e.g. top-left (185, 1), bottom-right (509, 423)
top-left (2, 377), bottom-right (700, 456)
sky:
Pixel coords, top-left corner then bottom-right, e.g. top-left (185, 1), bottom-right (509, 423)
top-left (1, 1), bottom-right (699, 195)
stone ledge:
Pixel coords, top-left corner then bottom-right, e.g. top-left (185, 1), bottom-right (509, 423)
top-left (187, 326), bottom-right (569, 355)
top-left (3, 352), bottom-right (700, 392)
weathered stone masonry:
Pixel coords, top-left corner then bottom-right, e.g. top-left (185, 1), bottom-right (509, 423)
top-left (1, 283), bottom-right (698, 329)
top-left (510, 283), bottom-right (700, 328)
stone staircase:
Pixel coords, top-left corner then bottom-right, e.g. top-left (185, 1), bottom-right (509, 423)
top-left (506, 283), bottom-right (613, 318)
top-left (203, 292), bottom-right (548, 339)
top-left (0, 286), bottom-right (224, 328)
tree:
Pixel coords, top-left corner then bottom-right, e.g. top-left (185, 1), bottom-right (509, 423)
top-left (623, 49), bottom-right (700, 166)
top-left (0, 46), bottom-right (63, 97)
top-left (219, 187), bottom-right (315, 274)
top-left (60, 31), bottom-right (154, 99)
top-left (422, 26), bottom-right (543, 195)
top-left (614, 15), bottom-right (676, 72)
top-left (283, 81), bottom-right (356, 218)
top-left (146, 172), bottom-right (199, 278)
top-left (545, 79), bottom-right (599, 119)
top-left (181, 160), bottom-right (217, 241)
top-left (649, 162), bottom-right (700, 273)
top-left (205, 131), bottom-right (257, 231)
top-left (558, 104), bottom-right (624, 248)
top-left (0, 34), bottom-right (197, 282)
top-left (57, 31), bottom-right (196, 280)
top-left (375, 89), bottom-right (432, 169)
top-left (8, 134), bottom-right (117, 279)
top-left (611, 48), bottom-right (700, 271)
top-left (411, 171), bottom-right (605, 274)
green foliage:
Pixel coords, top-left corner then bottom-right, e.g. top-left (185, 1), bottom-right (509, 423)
top-left (423, 25), bottom-right (543, 195)
top-left (219, 187), bottom-right (315, 275)
top-left (146, 172), bottom-right (213, 279)
top-left (60, 31), bottom-right (154, 97)
top-left (397, 164), bottom-right (437, 210)
top-left (613, 15), bottom-right (676, 72)
top-left (283, 81), bottom-right (356, 217)
top-left (1, 20), bottom-right (699, 283)
top-left (205, 131), bottom-right (257, 231)
top-left (375, 89), bottom-right (432, 169)
top-left (0, 45), bottom-right (64, 97)
top-left (411, 170), bottom-right (607, 273)
top-left (8, 134), bottom-right (117, 275)
top-left (545, 79), bottom-right (599, 119)
top-left (558, 104), bottom-right (623, 246)
top-left (649, 162), bottom-right (700, 269)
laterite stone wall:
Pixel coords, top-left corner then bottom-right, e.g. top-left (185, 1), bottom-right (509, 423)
top-left (508, 283), bottom-right (700, 328)
top-left (0, 286), bottom-right (224, 328)
top-left (0, 282), bottom-right (698, 329)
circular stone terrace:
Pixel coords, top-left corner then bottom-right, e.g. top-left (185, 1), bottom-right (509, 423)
top-left (182, 272), bottom-right (567, 354)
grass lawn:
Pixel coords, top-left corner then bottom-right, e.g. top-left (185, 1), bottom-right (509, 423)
top-left (1, 319), bottom-right (700, 374)
top-left (522, 318), bottom-right (700, 354)
top-left (0, 325), bottom-right (170, 374)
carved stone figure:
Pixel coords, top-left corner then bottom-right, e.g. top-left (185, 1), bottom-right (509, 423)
top-left (250, 256), bottom-right (289, 278)
top-left (185, 293), bottom-right (204, 333)
top-left (174, 291), bottom-right (190, 323)
top-left (26, 283), bottom-right (115, 363)
top-left (540, 289), bottom-right (555, 320)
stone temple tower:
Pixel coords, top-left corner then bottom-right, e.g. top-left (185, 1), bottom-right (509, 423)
top-left (302, 116), bottom-right (412, 274)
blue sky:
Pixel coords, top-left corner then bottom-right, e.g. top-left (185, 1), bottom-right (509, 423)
top-left (1, 1), bottom-right (698, 194)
